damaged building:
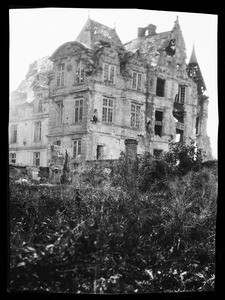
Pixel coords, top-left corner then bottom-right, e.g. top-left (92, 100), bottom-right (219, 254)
top-left (9, 17), bottom-right (212, 178)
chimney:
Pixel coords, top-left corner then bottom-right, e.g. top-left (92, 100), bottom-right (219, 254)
top-left (124, 139), bottom-right (138, 161)
top-left (148, 24), bottom-right (156, 36)
top-left (138, 24), bottom-right (156, 38)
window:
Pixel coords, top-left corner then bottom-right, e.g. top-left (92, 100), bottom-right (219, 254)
top-left (75, 62), bottom-right (85, 84)
top-left (176, 129), bottom-right (184, 142)
top-left (34, 121), bottom-right (41, 142)
top-left (37, 99), bottom-right (43, 112)
top-left (154, 110), bottom-right (163, 137)
top-left (103, 63), bottom-right (115, 84)
top-left (175, 85), bottom-right (186, 104)
top-left (55, 102), bottom-right (63, 125)
top-left (74, 99), bottom-right (83, 123)
top-left (102, 98), bottom-right (114, 123)
top-left (196, 117), bottom-right (200, 135)
top-left (56, 63), bottom-right (65, 87)
top-left (73, 140), bottom-right (81, 158)
top-left (10, 124), bottom-right (17, 143)
top-left (9, 153), bottom-right (16, 164)
top-left (56, 140), bottom-right (61, 146)
top-left (156, 78), bottom-right (165, 97)
top-left (132, 72), bottom-right (142, 91)
top-left (131, 103), bottom-right (141, 129)
top-left (33, 152), bottom-right (40, 167)
top-left (97, 145), bottom-right (104, 160)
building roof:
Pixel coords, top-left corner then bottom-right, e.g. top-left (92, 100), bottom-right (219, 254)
top-left (189, 45), bottom-right (198, 64)
top-left (75, 18), bottom-right (124, 49)
top-left (125, 31), bottom-right (172, 66)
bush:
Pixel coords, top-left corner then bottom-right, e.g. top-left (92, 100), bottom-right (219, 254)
top-left (9, 143), bottom-right (217, 293)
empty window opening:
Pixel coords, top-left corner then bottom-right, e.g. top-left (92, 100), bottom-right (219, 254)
top-left (156, 78), bottom-right (165, 97)
top-left (154, 124), bottom-right (162, 137)
top-left (102, 98), bottom-right (114, 123)
top-left (173, 111), bottom-right (184, 123)
top-left (155, 110), bottom-right (163, 122)
top-left (56, 140), bottom-right (61, 146)
top-left (131, 104), bottom-right (141, 129)
top-left (73, 139), bottom-right (81, 159)
top-left (74, 99), bottom-right (83, 123)
top-left (9, 153), bottom-right (16, 164)
top-left (97, 145), bottom-right (104, 160)
top-left (153, 149), bottom-right (163, 158)
top-left (165, 39), bottom-right (176, 56)
top-left (34, 152), bottom-right (40, 167)
top-left (176, 129), bottom-right (183, 142)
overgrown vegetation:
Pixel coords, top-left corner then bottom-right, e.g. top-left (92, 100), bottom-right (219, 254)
top-left (9, 142), bottom-right (217, 293)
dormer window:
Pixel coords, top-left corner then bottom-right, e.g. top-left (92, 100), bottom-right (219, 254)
top-left (75, 62), bottom-right (85, 84)
top-left (56, 63), bottom-right (65, 87)
top-left (132, 72), bottom-right (142, 91)
top-left (103, 63), bottom-right (115, 84)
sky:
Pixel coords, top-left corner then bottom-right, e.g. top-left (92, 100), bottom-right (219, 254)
top-left (9, 8), bottom-right (218, 158)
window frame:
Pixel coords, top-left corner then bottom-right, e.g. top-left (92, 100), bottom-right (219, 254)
top-left (73, 139), bottom-right (82, 159)
top-left (10, 124), bottom-right (17, 143)
top-left (102, 97), bottom-right (114, 123)
top-left (75, 62), bottom-right (85, 84)
top-left (132, 71), bottom-right (142, 91)
top-left (34, 121), bottom-right (42, 142)
top-left (56, 63), bottom-right (65, 87)
top-left (74, 99), bottom-right (84, 124)
top-left (33, 151), bottom-right (40, 167)
top-left (130, 103), bottom-right (141, 129)
top-left (103, 63), bottom-right (116, 84)
top-left (9, 152), bottom-right (16, 164)
top-left (176, 85), bottom-right (186, 104)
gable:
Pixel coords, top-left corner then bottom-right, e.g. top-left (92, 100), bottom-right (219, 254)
top-left (50, 41), bottom-right (89, 61)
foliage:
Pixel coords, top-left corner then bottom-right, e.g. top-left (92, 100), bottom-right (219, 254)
top-left (9, 143), bottom-right (217, 293)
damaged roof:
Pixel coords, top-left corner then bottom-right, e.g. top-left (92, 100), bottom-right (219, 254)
top-left (76, 18), bottom-right (124, 49)
top-left (125, 31), bottom-right (172, 67)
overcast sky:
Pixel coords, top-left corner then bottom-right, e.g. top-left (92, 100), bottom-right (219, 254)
top-left (9, 8), bottom-right (218, 158)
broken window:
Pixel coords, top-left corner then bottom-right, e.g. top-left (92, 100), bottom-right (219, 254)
top-left (176, 129), bottom-right (184, 142)
top-left (156, 78), bottom-right (165, 97)
top-left (154, 110), bottom-right (163, 137)
top-left (132, 72), bottom-right (142, 91)
top-left (97, 145), bottom-right (104, 160)
top-left (10, 124), bottom-right (17, 143)
top-left (131, 103), bottom-right (141, 129)
top-left (75, 62), bottom-right (85, 84)
top-left (103, 63), bottom-right (115, 84)
top-left (74, 99), bottom-right (83, 123)
top-left (102, 98), bottom-right (114, 122)
top-left (9, 153), bottom-right (16, 164)
top-left (34, 121), bottom-right (42, 142)
top-left (165, 38), bottom-right (176, 56)
top-left (154, 125), bottom-right (162, 137)
top-left (175, 85), bottom-right (186, 104)
top-left (33, 152), bottom-right (40, 167)
top-left (153, 149), bottom-right (163, 158)
top-left (56, 63), bottom-right (65, 87)
top-left (55, 101), bottom-right (63, 126)
top-left (173, 111), bottom-right (184, 123)
top-left (73, 139), bottom-right (81, 158)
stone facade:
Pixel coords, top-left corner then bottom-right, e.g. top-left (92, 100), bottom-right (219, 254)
top-left (9, 17), bottom-right (212, 173)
